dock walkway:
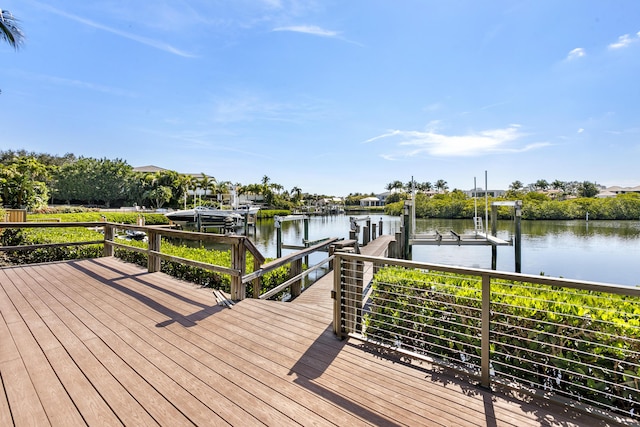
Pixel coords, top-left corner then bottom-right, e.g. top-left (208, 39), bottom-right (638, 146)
top-left (0, 255), bottom-right (608, 426)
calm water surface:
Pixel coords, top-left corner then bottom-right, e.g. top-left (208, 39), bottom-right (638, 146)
top-left (244, 215), bottom-right (640, 286)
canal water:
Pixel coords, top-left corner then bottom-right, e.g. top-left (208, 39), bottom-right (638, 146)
top-left (244, 215), bottom-right (640, 286)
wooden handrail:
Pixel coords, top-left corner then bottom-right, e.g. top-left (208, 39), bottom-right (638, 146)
top-left (242, 237), bottom-right (340, 284)
top-left (0, 222), bottom-right (350, 302)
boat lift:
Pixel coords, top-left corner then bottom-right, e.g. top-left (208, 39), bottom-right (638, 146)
top-left (274, 215), bottom-right (333, 258)
top-left (403, 173), bottom-right (523, 272)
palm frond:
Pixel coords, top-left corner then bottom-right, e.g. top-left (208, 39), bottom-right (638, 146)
top-left (0, 9), bottom-right (25, 49)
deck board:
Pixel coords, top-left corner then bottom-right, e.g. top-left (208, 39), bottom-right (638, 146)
top-left (0, 257), bottom-right (620, 426)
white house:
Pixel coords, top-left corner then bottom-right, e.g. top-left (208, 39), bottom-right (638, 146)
top-left (360, 196), bottom-right (382, 207)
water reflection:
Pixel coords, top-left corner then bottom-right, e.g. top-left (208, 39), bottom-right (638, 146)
top-left (241, 215), bottom-right (640, 286)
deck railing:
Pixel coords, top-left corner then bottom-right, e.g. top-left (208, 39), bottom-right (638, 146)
top-left (0, 221), bottom-right (345, 301)
top-left (333, 252), bottom-right (640, 422)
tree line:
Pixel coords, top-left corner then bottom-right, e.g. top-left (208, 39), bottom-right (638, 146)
top-left (384, 178), bottom-right (602, 200)
top-left (384, 190), bottom-right (640, 221)
top-left (0, 150), bottom-right (318, 211)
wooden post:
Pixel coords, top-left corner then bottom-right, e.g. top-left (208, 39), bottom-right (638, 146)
top-left (231, 240), bottom-right (247, 300)
top-left (378, 218), bottom-right (383, 236)
top-left (395, 231), bottom-right (403, 259)
top-left (290, 258), bottom-right (303, 299)
top-left (389, 239), bottom-right (397, 259)
top-left (363, 225), bottom-right (369, 246)
top-left (371, 223), bottom-right (377, 241)
top-left (328, 244), bottom-right (335, 270)
top-left (514, 201), bottom-right (522, 273)
top-left (103, 223), bottom-right (114, 257)
top-left (491, 205), bottom-right (498, 270)
top-left (276, 226), bottom-right (282, 258)
top-left (252, 256), bottom-right (262, 299)
top-left (304, 216), bottom-right (309, 268)
top-left (148, 229), bottom-right (161, 272)
top-left (403, 201), bottom-right (411, 260)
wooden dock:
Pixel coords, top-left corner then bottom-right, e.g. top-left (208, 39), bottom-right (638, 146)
top-left (0, 256), bottom-right (612, 426)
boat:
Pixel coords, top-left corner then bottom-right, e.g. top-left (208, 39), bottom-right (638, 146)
top-left (165, 206), bottom-right (251, 227)
top-left (166, 186), bottom-right (261, 228)
top-left (125, 229), bottom-right (147, 240)
top-left (234, 204), bottom-right (261, 215)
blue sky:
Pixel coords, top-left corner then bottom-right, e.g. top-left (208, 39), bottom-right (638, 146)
top-left (2, 1), bottom-right (639, 196)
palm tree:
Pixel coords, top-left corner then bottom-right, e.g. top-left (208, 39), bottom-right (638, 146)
top-left (509, 180), bottom-right (524, 191)
top-left (0, 9), bottom-right (24, 49)
top-left (435, 179), bottom-right (448, 193)
top-left (175, 174), bottom-right (191, 209)
top-left (197, 173), bottom-right (216, 205)
top-left (215, 180), bottom-right (231, 205)
top-left (187, 175), bottom-right (199, 207)
top-left (290, 186), bottom-right (302, 204)
top-left (385, 180), bottom-right (404, 193)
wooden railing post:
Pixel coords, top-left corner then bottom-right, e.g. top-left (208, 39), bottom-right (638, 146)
top-left (388, 240), bottom-right (397, 259)
top-left (395, 231), bottom-right (403, 259)
top-left (328, 244), bottom-right (335, 270)
top-left (231, 240), bottom-right (246, 300)
top-left (290, 258), bottom-right (303, 299)
top-left (103, 223), bottom-right (114, 257)
top-left (252, 256), bottom-right (262, 299)
top-left (148, 229), bottom-right (161, 272)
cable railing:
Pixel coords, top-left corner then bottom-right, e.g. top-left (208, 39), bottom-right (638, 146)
top-left (333, 252), bottom-right (640, 422)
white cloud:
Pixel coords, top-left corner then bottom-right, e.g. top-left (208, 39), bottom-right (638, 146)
top-left (577, 128), bottom-right (584, 134)
top-left (209, 92), bottom-right (326, 124)
top-left (22, 71), bottom-right (136, 97)
top-left (567, 47), bottom-right (586, 60)
top-left (364, 124), bottom-right (550, 158)
top-left (33, 2), bottom-right (196, 58)
top-left (272, 25), bottom-right (339, 37)
top-left (608, 32), bottom-right (640, 50)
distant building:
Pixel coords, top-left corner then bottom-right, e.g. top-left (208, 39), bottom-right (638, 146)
top-left (597, 185), bottom-right (640, 198)
top-left (360, 196), bottom-right (382, 207)
top-left (464, 188), bottom-right (506, 198)
top-left (132, 165), bottom-right (168, 173)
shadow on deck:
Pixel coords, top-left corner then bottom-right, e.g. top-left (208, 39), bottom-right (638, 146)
top-left (0, 257), bottom-right (614, 426)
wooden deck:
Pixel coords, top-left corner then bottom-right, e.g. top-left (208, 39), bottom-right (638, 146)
top-left (0, 256), bottom-right (615, 426)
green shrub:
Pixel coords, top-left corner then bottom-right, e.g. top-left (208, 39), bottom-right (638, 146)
top-left (257, 209), bottom-right (290, 219)
top-left (365, 267), bottom-right (640, 415)
top-left (113, 237), bottom-right (291, 298)
top-left (27, 212), bottom-right (169, 225)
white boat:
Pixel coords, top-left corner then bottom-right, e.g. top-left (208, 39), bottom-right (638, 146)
top-left (234, 204), bottom-right (261, 215)
top-left (165, 204), bottom-right (260, 227)
top-left (165, 206), bottom-right (243, 226)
